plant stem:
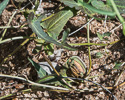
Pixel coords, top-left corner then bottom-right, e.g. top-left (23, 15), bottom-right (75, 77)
top-left (70, 42), bottom-right (107, 46)
top-left (68, 18), bottom-right (94, 36)
top-left (86, 19), bottom-right (92, 75)
top-left (109, 0), bottom-right (124, 23)
top-left (114, 70), bottom-right (124, 87)
top-left (109, 0), bottom-right (125, 35)
top-left (0, 74), bottom-right (70, 91)
top-left (87, 73), bottom-right (104, 79)
top-left (11, 0), bottom-right (17, 8)
top-left (0, 89), bottom-right (31, 100)
top-left (69, 39), bottom-right (121, 46)
top-left (0, 11), bottom-right (17, 41)
top-left (0, 26), bottom-right (20, 29)
top-left (41, 53), bottom-right (60, 76)
top-left (0, 33), bottom-right (35, 66)
top-left (79, 1), bottom-right (116, 16)
top-left (0, 36), bottom-right (35, 44)
top-left (41, 53), bottom-right (74, 89)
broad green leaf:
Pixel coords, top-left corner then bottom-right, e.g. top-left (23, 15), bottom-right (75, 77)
top-left (91, 0), bottom-right (113, 12)
top-left (0, 0), bottom-right (9, 15)
top-left (28, 57), bottom-right (47, 78)
top-left (28, 12), bottom-right (77, 50)
top-left (113, 62), bottom-right (123, 69)
top-left (41, 10), bottom-right (73, 40)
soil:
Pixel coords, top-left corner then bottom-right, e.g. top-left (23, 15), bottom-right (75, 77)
top-left (0, 0), bottom-right (125, 100)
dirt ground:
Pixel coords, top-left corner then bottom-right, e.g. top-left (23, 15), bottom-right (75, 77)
top-left (0, 0), bottom-right (125, 100)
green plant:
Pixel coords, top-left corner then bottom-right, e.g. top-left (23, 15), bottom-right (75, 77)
top-left (29, 56), bottom-right (87, 89)
top-left (1, 0), bottom-right (125, 99)
top-left (97, 32), bottom-right (112, 40)
top-left (27, 12), bottom-right (77, 51)
top-left (26, 0), bottom-right (125, 54)
top-left (60, 0), bottom-right (125, 35)
top-left (0, 0), bottom-right (9, 15)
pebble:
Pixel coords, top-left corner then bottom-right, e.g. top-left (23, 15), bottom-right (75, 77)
top-left (43, 91), bottom-right (49, 97)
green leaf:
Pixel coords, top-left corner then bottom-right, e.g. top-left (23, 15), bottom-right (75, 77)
top-left (107, 0), bottom-right (125, 14)
top-left (103, 32), bottom-right (112, 37)
top-left (32, 38), bottom-right (45, 54)
top-left (44, 43), bottom-right (54, 55)
top-left (95, 52), bottom-right (103, 58)
top-left (41, 10), bottom-right (73, 40)
top-left (61, 0), bottom-right (116, 16)
top-left (113, 62), bottom-right (123, 69)
top-left (28, 12), bottom-right (77, 50)
top-left (34, 0), bottom-right (39, 12)
top-left (61, 28), bottom-right (70, 44)
top-left (79, 0), bottom-right (116, 16)
top-left (60, 0), bottom-right (82, 10)
top-left (28, 57), bottom-right (47, 78)
top-left (97, 32), bottom-right (103, 40)
top-left (36, 75), bottom-right (61, 85)
top-left (0, 0), bottom-right (9, 15)
top-left (91, 0), bottom-right (113, 12)
top-left (31, 74), bottom-right (68, 91)
top-left (97, 32), bottom-right (112, 40)
top-left (32, 45), bottom-right (42, 54)
top-left (122, 22), bottom-right (125, 36)
top-left (115, 0), bottom-right (125, 13)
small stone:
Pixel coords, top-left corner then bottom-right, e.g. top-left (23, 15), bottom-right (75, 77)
top-left (43, 91), bottom-right (49, 97)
